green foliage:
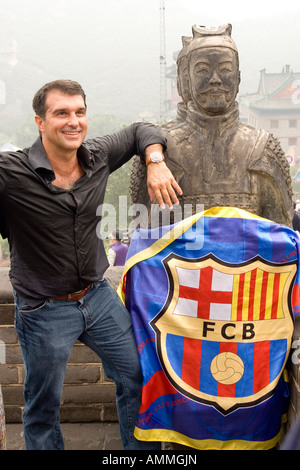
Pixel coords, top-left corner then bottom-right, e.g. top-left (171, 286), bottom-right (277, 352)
top-left (7, 115), bottom-right (38, 148)
top-left (86, 114), bottom-right (127, 139)
top-left (0, 237), bottom-right (9, 262)
top-left (104, 160), bottom-right (133, 227)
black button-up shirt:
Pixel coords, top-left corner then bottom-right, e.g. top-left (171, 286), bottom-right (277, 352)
top-left (0, 123), bottom-right (166, 306)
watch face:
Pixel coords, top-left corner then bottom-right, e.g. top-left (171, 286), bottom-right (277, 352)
top-left (150, 152), bottom-right (163, 162)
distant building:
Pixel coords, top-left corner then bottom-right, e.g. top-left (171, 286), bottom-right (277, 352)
top-left (239, 65), bottom-right (300, 163)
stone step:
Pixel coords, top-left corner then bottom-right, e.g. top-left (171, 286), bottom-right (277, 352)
top-left (0, 304), bottom-right (14, 326)
top-left (0, 333), bottom-right (118, 423)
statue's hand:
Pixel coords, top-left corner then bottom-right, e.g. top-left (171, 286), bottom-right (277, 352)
top-left (147, 161), bottom-right (183, 209)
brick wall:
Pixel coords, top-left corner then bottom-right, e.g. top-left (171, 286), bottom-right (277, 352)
top-left (0, 266), bottom-right (124, 424)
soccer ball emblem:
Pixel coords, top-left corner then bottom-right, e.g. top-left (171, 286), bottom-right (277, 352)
top-left (210, 352), bottom-right (244, 385)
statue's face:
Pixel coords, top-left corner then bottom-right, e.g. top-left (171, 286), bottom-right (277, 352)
top-left (188, 47), bottom-right (240, 115)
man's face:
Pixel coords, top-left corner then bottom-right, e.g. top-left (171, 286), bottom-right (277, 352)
top-left (35, 90), bottom-right (88, 155)
top-left (188, 47), bottom-right (240, 115)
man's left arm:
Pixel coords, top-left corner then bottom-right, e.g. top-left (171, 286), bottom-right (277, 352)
top-left (93, 122), bottom-right (182, 209)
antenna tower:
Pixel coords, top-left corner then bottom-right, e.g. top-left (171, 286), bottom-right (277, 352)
top-left (160, 0), bottom-right (167, 121)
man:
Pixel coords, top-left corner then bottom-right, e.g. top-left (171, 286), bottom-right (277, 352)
top-left (131, 24), bottom-right (293, 227)
top-left (107, 231), bottom-right (128, 266)
top-left (0, 79), bottom-right (182, 450)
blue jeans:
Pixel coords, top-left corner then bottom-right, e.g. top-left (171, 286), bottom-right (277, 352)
top-left (14, 279), bottom-right (160, 450)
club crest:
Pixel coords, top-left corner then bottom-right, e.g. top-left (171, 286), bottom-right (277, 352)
top-left (150, 253), bottom-right (296, 414)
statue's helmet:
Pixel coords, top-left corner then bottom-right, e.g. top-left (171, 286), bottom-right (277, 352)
top-left (186, 24), bottom-right (238, 55)
top-left (176, 36), bottom-right (193, 103)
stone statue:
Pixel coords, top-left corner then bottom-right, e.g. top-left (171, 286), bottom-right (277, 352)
top-left (130, 24), bottom-right (293, 227)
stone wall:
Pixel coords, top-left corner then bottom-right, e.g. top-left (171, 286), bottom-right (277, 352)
top-left (0, 266), bottom-right (124, 424)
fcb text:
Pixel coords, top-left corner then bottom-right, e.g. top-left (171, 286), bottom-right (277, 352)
top-left (203, 321), bottom-right (255, 340)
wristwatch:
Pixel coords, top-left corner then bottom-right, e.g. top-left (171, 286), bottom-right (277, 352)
top-left (146, 151), bottom-right (165, 166)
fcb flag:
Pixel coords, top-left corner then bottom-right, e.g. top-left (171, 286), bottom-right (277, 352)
top-left (118, 207), bottom-right (300, 450)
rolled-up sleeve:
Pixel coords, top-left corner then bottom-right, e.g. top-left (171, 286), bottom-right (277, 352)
top-left (95, 122), bottom-right (167, 173)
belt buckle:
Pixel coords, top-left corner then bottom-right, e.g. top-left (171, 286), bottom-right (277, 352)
top-left (68, 286), bottom-right (89, 301)
top-left (68, 289), bottom-right (82, 300)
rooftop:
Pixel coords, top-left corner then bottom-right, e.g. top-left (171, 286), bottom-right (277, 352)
top-left (240, 65), bottom-right (300, 112)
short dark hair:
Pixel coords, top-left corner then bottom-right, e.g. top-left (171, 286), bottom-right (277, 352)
top-left (112, 230), bottom-right (121, 241)
top-left (32, 79), bottom-right (87, 119)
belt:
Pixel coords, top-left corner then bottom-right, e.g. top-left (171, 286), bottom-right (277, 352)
top-left (53, 284), bottom-right (92, 301)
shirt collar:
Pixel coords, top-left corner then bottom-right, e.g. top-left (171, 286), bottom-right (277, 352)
top-left (28, 136), bottom-right (95, 180)
top-left (28, 137), bottom-right (53, 176)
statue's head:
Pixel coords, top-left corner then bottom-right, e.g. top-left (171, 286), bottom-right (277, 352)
top-left (186, 24), bottom-right (241, 115)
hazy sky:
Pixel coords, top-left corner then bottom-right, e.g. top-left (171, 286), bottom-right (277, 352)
top-left (181, 0), bottom-right (300, 20)
top-left (164, 0), bottom-right (300, 59)
top-left (1, 0), bottom-right (300, 122)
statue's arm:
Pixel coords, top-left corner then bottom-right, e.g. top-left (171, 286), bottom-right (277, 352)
top-left (249, 132), bottom-right (293, 227)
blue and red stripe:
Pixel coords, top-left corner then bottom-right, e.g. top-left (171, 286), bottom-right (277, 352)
top-left (165, 335), bottom-right (287, 398)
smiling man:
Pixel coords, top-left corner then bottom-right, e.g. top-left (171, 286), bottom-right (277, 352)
top-left (0, 79), bottom-right (181, 450)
